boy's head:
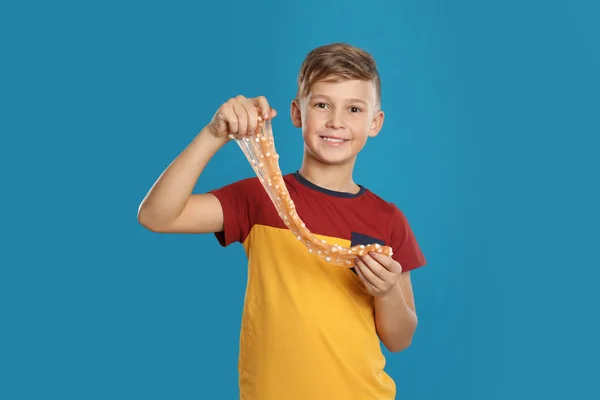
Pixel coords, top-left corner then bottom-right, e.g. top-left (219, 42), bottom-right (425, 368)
top-left (295, 43), bottom-right (382, 110)
top-left (291, 43), bottom-right (385, 167)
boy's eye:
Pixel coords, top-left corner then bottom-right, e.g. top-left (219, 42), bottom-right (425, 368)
top-left (312, 103), bottom-right (362, 112)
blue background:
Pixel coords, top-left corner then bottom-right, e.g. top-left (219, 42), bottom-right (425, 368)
top-left (1, 0), bottom-right (599, 398)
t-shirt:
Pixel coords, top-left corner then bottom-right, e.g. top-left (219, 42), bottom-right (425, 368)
top-left (209, 171), bottom-right (426, 400)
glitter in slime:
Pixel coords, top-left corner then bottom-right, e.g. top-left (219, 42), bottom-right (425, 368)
top-left (228, 117), bottom-right (393, 267)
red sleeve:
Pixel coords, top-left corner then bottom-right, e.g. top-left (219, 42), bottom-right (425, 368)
top-left (388, 205), bottom-right (427, 272)
top-left (208, 177), bottom-right (257, 247)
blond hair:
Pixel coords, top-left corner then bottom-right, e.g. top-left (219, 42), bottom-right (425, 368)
top-left (296, 43), bottom-right (381, 107)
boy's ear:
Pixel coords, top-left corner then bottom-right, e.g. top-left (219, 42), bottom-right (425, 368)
top-left (368, 109), bottom-right (385, 138)
top-left (290, 99), bottom-right (302, 128)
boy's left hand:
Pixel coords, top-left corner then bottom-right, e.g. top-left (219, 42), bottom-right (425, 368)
top-left (354, 252), bottom-right (403, 297)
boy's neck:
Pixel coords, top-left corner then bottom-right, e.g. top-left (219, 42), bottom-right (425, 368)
top-left (297, 156), bottom-right (360, 194)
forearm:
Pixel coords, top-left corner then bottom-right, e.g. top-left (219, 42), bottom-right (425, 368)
top-left (138, 127), bottom-right (227, 226)
top-left (374, 281), bottom-right (418, 352)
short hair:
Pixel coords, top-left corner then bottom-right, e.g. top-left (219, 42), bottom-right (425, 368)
top-left (296, 43), bottom-right (381, 107)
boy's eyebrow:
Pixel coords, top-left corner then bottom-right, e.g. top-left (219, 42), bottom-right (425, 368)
top-left (346, 98), bottom-right (368, 105)
top-left (311, 94), bottom-right (368, 105)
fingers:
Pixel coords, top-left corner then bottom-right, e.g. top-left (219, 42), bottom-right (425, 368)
top-left (231, 98), bottom-right (248, 135)
top-left (354, 263), bottom-right (371, 289)
top-left (359, 254), bottom-right (394, 282)
top-left (253, 96), bottom-right (277, 120)
top-left (369, 252), bottom-right (403, 274)
top-left (242, 95), bottom-right (261, 134)
top-left (219, 101), bottom-right (238, 135)
top-left (355, 257), bottom-right (387, 291)
top-left (355, 253), bottom-right (403, 296)
top-left (254, 96), bottom-right (272, 121)
top-left (226, 95), bottom-right (276, 137)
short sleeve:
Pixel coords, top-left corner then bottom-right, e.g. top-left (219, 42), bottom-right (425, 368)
top-left (388, 205), bottom-right (427, 272)
top-left (208, 177), bottom-right (257, 247)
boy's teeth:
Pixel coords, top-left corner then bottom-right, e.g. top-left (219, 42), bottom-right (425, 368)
top-left (323, 137), bottom-right (345, 142)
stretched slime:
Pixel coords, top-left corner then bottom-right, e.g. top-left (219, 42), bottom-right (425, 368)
top-left (228, 118), bottom-right (393, 267)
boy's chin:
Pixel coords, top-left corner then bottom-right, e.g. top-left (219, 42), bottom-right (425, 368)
top-left (305, 149), bottom-right (356, 166)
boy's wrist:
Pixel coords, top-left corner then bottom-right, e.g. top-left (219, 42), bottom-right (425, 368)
top-left (197, 126), bottom-right (230, 148)
top-left (377, 281), bottom-right (402, 301)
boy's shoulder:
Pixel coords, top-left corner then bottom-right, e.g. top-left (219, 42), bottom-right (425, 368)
top-left (363, 187), bottom-right (399, 210)
top-left (359, 185), bottom-right (407, 222)
top-left (210, 174), bottom-right (264, 195)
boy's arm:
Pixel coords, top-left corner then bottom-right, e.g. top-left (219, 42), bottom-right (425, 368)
top-left (355, 254), bottom-right (418, 352)
top-left (374, 270), bottom-right (418, 352)
top-left (354, 205), bottom-right (426, 352)
top-left (137, 129), bottom-right (228, 233)
top-left (137, 95), bottom-right (276, 233)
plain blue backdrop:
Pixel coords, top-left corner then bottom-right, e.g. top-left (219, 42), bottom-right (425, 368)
top-left (1, 0), bottom-right (598, 399)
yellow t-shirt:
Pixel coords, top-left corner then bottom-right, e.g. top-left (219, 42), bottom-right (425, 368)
top-left (210, 171), bottom-right (426, 400)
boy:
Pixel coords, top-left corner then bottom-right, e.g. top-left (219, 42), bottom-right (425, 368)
top-left (138, 43), bottom-right (426, 399)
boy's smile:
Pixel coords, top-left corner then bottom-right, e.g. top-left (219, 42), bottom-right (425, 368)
top-left (319, 135), bottom-right (350, 146)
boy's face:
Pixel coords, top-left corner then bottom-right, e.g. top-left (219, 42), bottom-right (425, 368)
top-left (291, 78), bottom-right (384, 167)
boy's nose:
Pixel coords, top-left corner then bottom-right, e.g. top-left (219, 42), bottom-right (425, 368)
top-left (326, 110), bottom-right (345, 129)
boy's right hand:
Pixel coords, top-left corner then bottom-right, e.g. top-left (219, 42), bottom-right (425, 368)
top-left (205, 95), bottom-right (277, 141)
